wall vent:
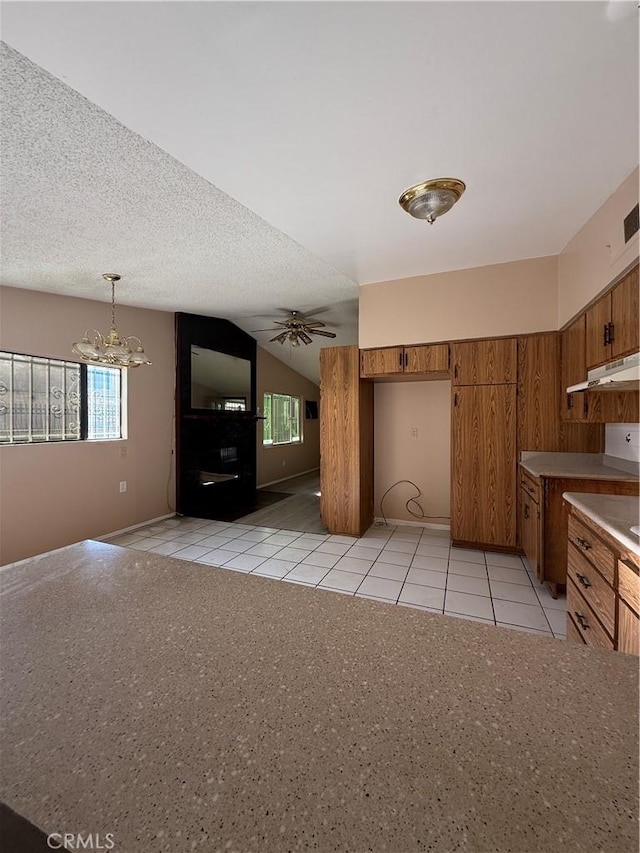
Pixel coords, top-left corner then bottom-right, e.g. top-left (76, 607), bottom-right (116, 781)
top-left (624, 203), bottom-right (639, 244)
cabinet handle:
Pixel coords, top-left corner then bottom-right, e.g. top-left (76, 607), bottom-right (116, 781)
top-left (454, 393), bottom-right (459, 407)
top-left (399, 352), bottom-right (403, 369)
top-left (566, 393), bottom-right (573, 410)
top-left (576, 573), bottom-right (591, 589)
top-left (603, 323), bottom-right (609, 346)
top-left (575, 536), bottom-right (592, 551)
top-left (574, 612), bottom-right (589, 630)
top-left (404, 352), bottom-right (408, 368)
top-left (524, 504), bottom-right (530, 519)
top-left (607, 322), bottom-right (615, 344)
top-left (454, 364), bottom-right (458, 379)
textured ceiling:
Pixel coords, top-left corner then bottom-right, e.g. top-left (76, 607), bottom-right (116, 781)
top-left (1, 2), bottom-right (638, 384)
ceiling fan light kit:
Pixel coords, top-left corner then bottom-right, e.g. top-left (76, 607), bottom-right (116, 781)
top-left (253, 310), bottom-right (337, 347)
top-left (72, 274), bottom-right (152, 368)
top-left (398, 177), bottom-right (466, 225)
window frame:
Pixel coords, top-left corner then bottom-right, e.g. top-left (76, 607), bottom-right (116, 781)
top-left (262, 391), bottom-right (303, 447)
top-left (0, 350), bottom-right (127, 445)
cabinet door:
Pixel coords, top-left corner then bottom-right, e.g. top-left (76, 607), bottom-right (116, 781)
top-left (585, 294), bottom-right (612, 369)
top-left (517, 333), bottom-right (561, 451)
top-left (320, 346), bottom-right (373, 535)
top-left (451, 338), bottom-right (517, 385)
top-left (451, 384), bottom-right (517, 547)
top-left (404, 344), bottom-right (449, 374)
top-left (618, 599), bottom-right (640, 656)
top-left (561, 316), bottom-right (589, 422)
top-left (360, 347), bottom-right (404, 377)
top-left (520, 489), bottom-right (539, 575)
top-left (611, 265), bottom-right (639, 359)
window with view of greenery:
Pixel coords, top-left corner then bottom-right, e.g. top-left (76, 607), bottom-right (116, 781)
top-left (263, 392), bottom-right (301, 446)
top-left (0, 352), bottom-right (125, 444)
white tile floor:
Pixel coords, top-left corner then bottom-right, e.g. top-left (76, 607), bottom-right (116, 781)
top-left (107, 517), bottom-right (567, 640)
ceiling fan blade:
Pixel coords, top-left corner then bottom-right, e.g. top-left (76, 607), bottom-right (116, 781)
top-left (269, 332), bottom-right (289, 344)
top-left (298, 330), bottom-right (313, 345)
top-left (252, 327), bottom-right (285, 332)
top-left (308, 328), bottom-right (337, 338)
top-left (302, 321), bottom-right (326, 328)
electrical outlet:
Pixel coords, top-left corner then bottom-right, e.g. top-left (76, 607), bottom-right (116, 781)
top-left (411, 427), bottom-right (419, 438)
top-left (282, 460), bottom-right (286, 468)
top-left (120, 445), bottom-right (127, 458)
top-left (119, 481), bottom-right (127, 493)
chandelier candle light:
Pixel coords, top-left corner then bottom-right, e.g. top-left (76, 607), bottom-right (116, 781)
top-left (72, 274), bottom-right (152, 368)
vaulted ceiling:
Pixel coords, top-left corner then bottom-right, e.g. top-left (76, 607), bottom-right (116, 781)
top-left (1, 2), bottom-right (638, 383)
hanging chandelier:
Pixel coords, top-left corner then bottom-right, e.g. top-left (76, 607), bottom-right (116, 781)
top-left (398, 177), bottom-right (466, 225)
top-left (72, 274), bottom-right (152, 368)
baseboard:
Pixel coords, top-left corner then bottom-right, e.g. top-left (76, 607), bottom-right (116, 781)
top-left (258, 467), bottom-right (320, 489)
top-left (374, 516), bottom-right (450, 532)
top-left (95, 512), bottom-right (176, 542)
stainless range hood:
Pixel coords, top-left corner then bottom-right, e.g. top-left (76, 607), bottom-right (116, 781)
top-left (567, 352), bottom-right (640, 393)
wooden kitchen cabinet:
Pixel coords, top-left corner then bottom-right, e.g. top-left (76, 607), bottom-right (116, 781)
top-left (360, 344), bottom-right (449, 378)
top-left (565, 505), bottom-right (640, 655)
top-left (561, 316), bottom-right (589, 422)
top-left (320, 346), bottom-right (374, 535)
top-left (585, 264), bottom-right (639, 369)
top-left (451, 338), bottom-right (517, 385)
top-left (520, 471), bottom-right (540, 575)
top-left (520, 469), bottom-right (639, 597)
top-left (451, 383), bottom-right (517, 548)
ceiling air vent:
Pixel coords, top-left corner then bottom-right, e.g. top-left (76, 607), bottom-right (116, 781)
top-left (624, 203), bottom-right (639, 244)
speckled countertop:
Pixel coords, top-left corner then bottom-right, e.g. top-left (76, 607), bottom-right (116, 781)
top-left (563, 493), bottom-right (640, 559)
top-left (1, 541), bottom-right (638, 853)
top-left (520, 451), bottom-right (639, 481)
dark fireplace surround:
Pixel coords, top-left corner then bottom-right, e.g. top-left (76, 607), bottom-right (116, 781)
top-left (175, 312), bottom-right (258, 520)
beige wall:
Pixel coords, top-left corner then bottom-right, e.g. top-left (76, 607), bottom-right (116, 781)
top-left (359, 255), bottom-right (558, 349)
top-left (374, 381), bottom-right (451, 525)
top-left (256, 346), bottom-right (320, 486)
top-left (0, 286), bottom-right (175, 565)
top-left (558, 167), bottom-right (639, 327)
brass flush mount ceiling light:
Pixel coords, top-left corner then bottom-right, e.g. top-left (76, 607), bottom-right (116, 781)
top-left (398, 177), bottom-right (466, 225)
top-left (72, 274), bottom-right (152, 368)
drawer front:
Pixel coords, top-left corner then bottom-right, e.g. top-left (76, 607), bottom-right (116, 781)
top-left (567, 544), bottom-right (615, 638)
top-left (520, 471), bottom-right (540, 504)
top-left (567, 514), bottom-right (615, 585)
top-left (618, 599), bottom-right (640, 656)
top-left (567, 578), bottom-right (615, 651)
top-left (566, 613), bottom-right (586, 646)
top-left (618, 560), bottom-right (640, 615)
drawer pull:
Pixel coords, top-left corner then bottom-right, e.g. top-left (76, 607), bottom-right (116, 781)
top-left (575, 537), bottom-right (592, 551)
top-left (574, 612), bottom-right (589, 630)
top-left (576, 573), bottom-right (591, 589)
top-left (524, 504), bottom-right (530, 519)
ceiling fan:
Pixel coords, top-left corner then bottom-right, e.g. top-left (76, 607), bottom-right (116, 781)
top-left (252, 310), bottom-right (337, 346)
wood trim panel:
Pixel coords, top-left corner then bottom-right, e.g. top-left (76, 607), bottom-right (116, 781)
top-left (586, 390), bottom-right (640, 424)
top-left (451, 338), bottom-right (517, 385)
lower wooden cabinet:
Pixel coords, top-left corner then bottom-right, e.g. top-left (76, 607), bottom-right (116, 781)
top-left (565, 505), bottom-right (640, 655)
top-left (451, 384), bottom-right (517, 548)
top-left (520, 472), bottom-right (540, 575)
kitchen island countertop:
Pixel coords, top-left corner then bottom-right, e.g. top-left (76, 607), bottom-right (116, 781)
top-left (0, 540), bottom-right (638, 853)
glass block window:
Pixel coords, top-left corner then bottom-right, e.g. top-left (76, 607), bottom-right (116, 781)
top-left (0, 352), bottom-right (124, 444)
top-left (87, 365), bottom-right (122, 440)
top-left (263, 392), bottom-right (301, 446)
top-left (0, 353), bottom-right (81, 443)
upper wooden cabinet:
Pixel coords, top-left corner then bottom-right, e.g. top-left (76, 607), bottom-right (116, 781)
top-left (585, 265), bottom-right (639, 369)
top-left (561, 315), bottom-right (589, 422)
top-left (360, 344), bottom-right (449, 378)
top-left (518, 333), bottom-right (562, 450)
top-left (451, 338), bottom-right (517, 385)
